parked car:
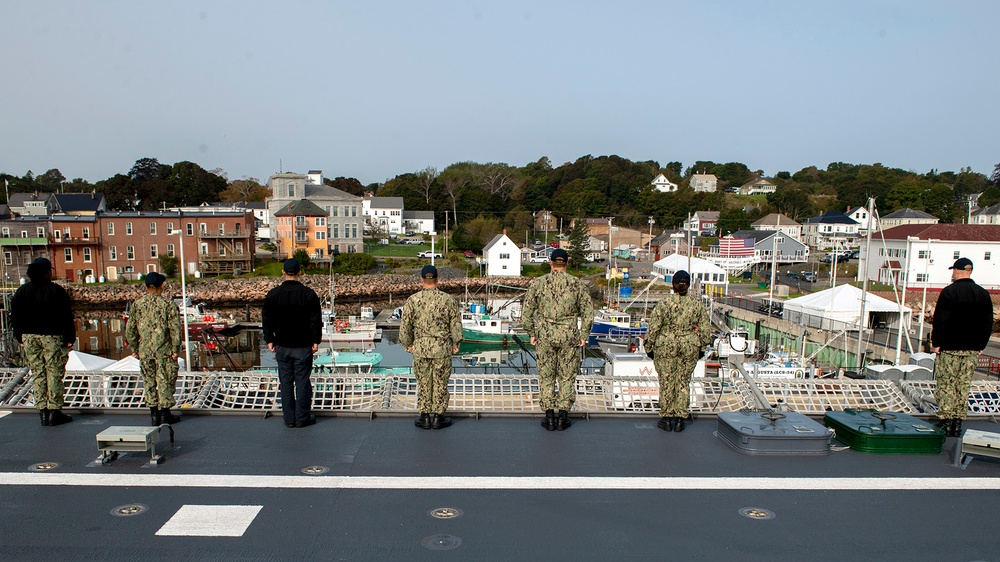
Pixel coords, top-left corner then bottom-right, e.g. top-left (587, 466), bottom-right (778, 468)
top-left (417, 251), bottom-right (442, 258)
top-left (549, 241), bottom-right (560, 248)
top-left (802, 272), bottom-right (818, 283)
top-left (849, 250), bottom-right (860, 259)
top-left (786, 271), bottom-right (800, 280)
top-left (463, 250), bottom-right (474, 258)
top-left (529, 255), bottom-right (549, 264)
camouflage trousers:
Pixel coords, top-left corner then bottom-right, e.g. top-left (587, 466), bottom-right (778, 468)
top-left (653, 351), bottom-right (698, 417)
top-left (934, 350), bottom-right (978, 420)
top-left (23, 334), bottom-right (69, 411)
top-left (140, 355), bottom-right (180, 408)
top-left (536, 342), bottom-right (582, 411)
top-left (414, 356), bottom-right (452, 414)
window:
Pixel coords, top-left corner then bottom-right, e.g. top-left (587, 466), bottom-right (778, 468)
top-left (351, 224), bottom-right (357, 238)
top-left (236, 242), bottom-right (243, 254)
top-left (125, 222), bottom-right (133, 235)
top-left (500, 253), bottom-right (510, 259)
top-left (3, 252), bottom-right (11, 265)
top-left (986, 252), bottom-right (992, 261)
top-left (954, 251), bottom-right (961, 260)
top-left (90, 337), bottom-right (98, 350)
top-left (295, 232), bottom-right (308, 243)
top-left (1, 228), bottom-right (8, 237)
top-left (332, 225), bottom-right (339, 238)
top-left (916, 273), bottom-right (928, 283)
top-left (109, 246), bottom-right (117, 260)
top-left (127, 246), bottom-right (135, 260)
top-left (234, 223), bottom-right (241, 234)
top-left (315, 217), bottom-right (326, 227)
top-left (149, 223), bottom-right (156, 235)
top-left (64, 248), bottom-right (73, 263)
top-left (150, 245), bottom-right (158, 259)
top-left (316, 231), bottom-right (326, 240)
top-left (167, 244), bottom-right (175, 257)
top-left (21, 230), bottom-right (28, 238)
top-left (186, 223), bottom-right (193, 236)
top-left (919, 250), bottom-right (930, 259)
top-left (82, 227), bottom-right (91, 239)
top-left (331, 206), bottom-right (338, 217)
top-left (219, 246), bottom-right (226, 256)
top-left (37, 227), bottom-right (46, 237)
top-left (351, 206), bottom-right (357, 217)
top-left (200, 243), bottom-right (208, 255)
top-left (199, 223), bottom-right (207, 234)
top-left (287, 183), bottom-right (295, 198)
top-left (83, 248), bottom-right (92, 262)
top-left (107, 222), bottom-right (115, 235)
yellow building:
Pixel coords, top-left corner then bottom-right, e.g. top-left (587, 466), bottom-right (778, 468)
top-left (274, 199), bottom-right (329, 260)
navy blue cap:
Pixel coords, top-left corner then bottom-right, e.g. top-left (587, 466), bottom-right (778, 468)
top-left (144, 272), bottom-right (166, 287)
top-left (673, 270), bottom-right (691, 284)
top-left (420, 265), bottom-right (438, 279)
top-left (283, 258), bottom-right (301, 274)
top-left (949, 257), bottom-right (973, 271)
top-left (550, 249), bottom-right (569, 263)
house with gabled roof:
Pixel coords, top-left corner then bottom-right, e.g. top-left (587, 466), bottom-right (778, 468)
top-left (730, 229), bottom-right (809, 264)
top-left (651, 173), bottom-right (678, 193)
top-left (274, 199), bottom-right (330, 260)
top-left (752, 213), bottom-right (802, 240)
top-left (690, 174), bottom-right (718, 193)
top-left (267, 171), bottom-right (364, 254)
top-left (879, 208), bottom-right (940, 230)
top-left (482, 231), bottom-right (520, 277)
top-left (801, 211), bottom-right (860, 249)
top-left (7, 192), bottom-right (53, 216)
top-left (738, 177), bottom-right (777, 195)
top-left (51, 193), bottom-right (106, 215)
top-left (970, 202), bottom-right (1000, 225)
top-left (846, 206), bottom-right (877, 234)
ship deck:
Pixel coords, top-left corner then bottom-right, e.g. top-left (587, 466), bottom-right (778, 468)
top-left (1, 410), bottom-right (998, 561)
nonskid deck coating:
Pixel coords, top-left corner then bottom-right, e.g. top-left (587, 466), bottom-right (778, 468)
top-left (1, 412), bottom-right (998, 561)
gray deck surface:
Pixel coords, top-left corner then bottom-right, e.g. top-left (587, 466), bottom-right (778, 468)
top-left (1, 411), bottom-right (998, 561)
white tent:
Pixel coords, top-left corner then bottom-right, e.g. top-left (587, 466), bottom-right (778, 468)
top-left (652, 253), bottom-right (729, 294)
top-left (782, 284), bottom-right (911, 331)
top-left (65, 350), bottom-right (116, 371)
top-left (102, 355), bottom-right (141, 373)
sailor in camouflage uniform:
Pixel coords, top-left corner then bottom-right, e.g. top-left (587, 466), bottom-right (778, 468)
top-left (399, 265), bottom-right (463, 430)
top-left (125, 272), bottom-right (183, 425)
top-left (930, 257), bottom-right (994, 437)
top-left (11, 257), bottom-right (76, 427)
top-left (644, 270), bottom-right (712, 432)
top-left (521, 249), bottom-right (594, 431)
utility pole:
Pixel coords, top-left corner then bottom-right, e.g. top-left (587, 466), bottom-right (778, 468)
top-left (444, 211), bottom-right (449, 256)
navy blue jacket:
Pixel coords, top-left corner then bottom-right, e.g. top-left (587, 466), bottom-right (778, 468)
top-left (931, 278), bottom-right (993, 351)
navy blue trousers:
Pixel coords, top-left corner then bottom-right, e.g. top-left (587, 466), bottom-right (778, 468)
top-left (275, 346), bottom-right (313, 424)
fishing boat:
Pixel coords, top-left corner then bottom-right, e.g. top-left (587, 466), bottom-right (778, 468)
top-left (123, 297), bottom-right (235, 335)
top-left (321, 306), bottom-right (382, 342)
top-left (461, 302), bottom-right (528, 343)
top-left (589, 308), bottom-right (647, 345)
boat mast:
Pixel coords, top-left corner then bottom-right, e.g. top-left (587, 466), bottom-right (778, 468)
top-left (856, 196), bottom-right (875, 371)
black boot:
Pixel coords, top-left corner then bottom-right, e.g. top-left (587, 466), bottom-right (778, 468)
top-left (150, 407), bottom-right (162, 426)
top-left (39, 409), bottom-right (49, 426)
top-left (160, 408), bottom-right (180, 424)
top-left (673, 416), bottom-right (686, 432)
top-left (431, 414), bottom-right (452, 430)
top-left (414, 413), bottom-right (431, 429)
top-left (656, 417), bottom-right (672, 431)
top-left (48, 409), bottom-right (72, 426)
top-left (950, 419), bottom-right (963, 438)
top-left (556, 410), bottom-right (572, 431)
top-left (541, 409), bottom-right (557, 431)
top-left (935, 418), bottom-right (950, 432)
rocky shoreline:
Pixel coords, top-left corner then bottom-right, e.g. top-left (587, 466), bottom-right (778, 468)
top-left (65, 273), bottom-right (538, 310)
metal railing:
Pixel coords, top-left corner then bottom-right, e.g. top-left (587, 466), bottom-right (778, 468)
top-left (2, 367), bottom-right (996, 417)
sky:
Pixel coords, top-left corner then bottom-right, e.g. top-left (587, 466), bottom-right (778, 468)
top-left (1, 1), bottom-right (998, 186)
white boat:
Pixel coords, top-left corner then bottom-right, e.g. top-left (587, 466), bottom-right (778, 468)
top-left (321, 306), bottom-right (382, 342)
top-left (589, 308), bottom-right (647, 341)
top-left (461, 302), bottom-right (527, 344)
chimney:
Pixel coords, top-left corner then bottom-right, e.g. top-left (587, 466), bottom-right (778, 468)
top-left (503, 228), bottom-right (507, 235)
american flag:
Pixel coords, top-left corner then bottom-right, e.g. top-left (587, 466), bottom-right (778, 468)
top-left (717, 236), bottom-right (755, 257)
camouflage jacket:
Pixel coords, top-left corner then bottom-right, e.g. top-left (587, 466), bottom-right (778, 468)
top-left (644, 293), bottom-right (712, 358)
top-left (521, 270), bottom-right (594, 346)
top-left (399, 288), bottom-right (463, 358)
top-left (125, 293), bottom-right (182, 359)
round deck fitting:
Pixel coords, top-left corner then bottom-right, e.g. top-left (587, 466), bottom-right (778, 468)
top-left (28, 462), bottom-right (58, 472)
top-left (429, 507), bottom-right (463, 519)
top-left (421, 534), bottom-right (462, 550)
top-left (739, 507), bottom-right (775, 520)
top-left (301, 466), bottom-right (330, 475)
top-left (111, 504), bottom-right (148, 517)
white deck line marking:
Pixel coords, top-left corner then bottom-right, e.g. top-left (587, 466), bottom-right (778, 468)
top-left (156, 505), bottom-right (262, 537)
top-left (1, 473), bottom-right (999, 490)
top-left (0, 411), bottom-right (11, 419)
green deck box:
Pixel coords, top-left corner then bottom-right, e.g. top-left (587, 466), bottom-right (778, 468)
top-left (823, 409), bottom-right (946, 454)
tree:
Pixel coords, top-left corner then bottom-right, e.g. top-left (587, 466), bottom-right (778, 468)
top-left (567, 217), bottom-right (590, 269)
top-left (159, 254), bottom-right (178, 277)
top-left (415, 166), bottom-right (438, 206)
top-left (976, 185), bottom-right (1000, 208)
top-left (220, 177), bottom-right (269, 202)
top-left (35, 169), bottom-right (66, 192)
top-left (95, 173), bottom-right (134, 211)
top-left (767, 187), bottom-right (812, 220)
top-left (324, 176), bottom-right (366, 196)
top-left (292, 248), bottom-right (311, 268)
top-left (439, 162), bottom-right (475, 228)
top-left (169, 161), bottom-right (227, 206)
top-left (664, 161), bottom-right (683, 178)
top-left (478, 163), bottom-right (519, 200)
top-left (990, 163), bottom-right (1000, 186)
